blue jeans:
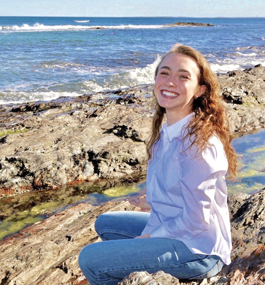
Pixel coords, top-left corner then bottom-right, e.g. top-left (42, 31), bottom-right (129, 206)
top-left (79, 211), bottom-right (223, 285)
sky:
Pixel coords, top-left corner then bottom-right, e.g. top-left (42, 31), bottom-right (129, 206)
top-left (0, 0), bottom-right (264, 17)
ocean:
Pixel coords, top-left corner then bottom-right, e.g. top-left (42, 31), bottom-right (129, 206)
top-left (0, 16), bottom-right (265, 104)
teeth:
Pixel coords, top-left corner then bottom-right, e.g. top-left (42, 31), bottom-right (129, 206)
top-left (163, 91), bottom-right (178, 97)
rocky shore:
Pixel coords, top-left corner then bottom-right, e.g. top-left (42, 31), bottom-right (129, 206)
top-left (1, 64), bottom-right (265, 197)
top-left (0, 188), bottom-right (264, 284)
top-left (0, 64), bottom-right (265, 284)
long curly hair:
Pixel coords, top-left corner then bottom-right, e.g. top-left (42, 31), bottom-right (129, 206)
top-left (147, 44), bottom-right (237, 178)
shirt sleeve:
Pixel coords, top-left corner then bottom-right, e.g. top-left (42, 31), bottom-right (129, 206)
top-left (149, 136), bottom-right (228, 239)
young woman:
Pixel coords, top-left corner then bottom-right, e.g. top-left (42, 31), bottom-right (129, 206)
top-left (78, 44), bottom-right (237, 285)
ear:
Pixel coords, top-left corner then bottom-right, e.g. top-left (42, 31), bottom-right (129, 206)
top-left (194, 85), bottom-right (206, 99)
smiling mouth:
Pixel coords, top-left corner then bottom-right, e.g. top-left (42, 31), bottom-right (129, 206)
top-left (162, 90), bottom-right (178, 97)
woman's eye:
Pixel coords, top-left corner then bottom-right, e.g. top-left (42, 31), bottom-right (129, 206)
top-left (180, 75), bottom-right (189, 79)
top-left (160, 71), bottom-right (169, 75)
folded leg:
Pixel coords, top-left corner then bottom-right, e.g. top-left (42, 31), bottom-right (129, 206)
top-left (79, 237), bottom-right (222, 285)
top-left (94, 211), bottom-right (150, 240)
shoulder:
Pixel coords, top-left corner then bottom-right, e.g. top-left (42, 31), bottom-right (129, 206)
top-left (180, 134), bottom-right (228, 174)
top-left (203, 135), bottom-right (226, 161)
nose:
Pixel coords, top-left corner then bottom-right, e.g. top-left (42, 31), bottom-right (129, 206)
top-left (166, 76), bottom-right (175, 87)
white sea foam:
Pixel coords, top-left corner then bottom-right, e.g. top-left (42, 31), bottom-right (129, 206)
top-left (1, 23), bottom-right (92, 32)
top-left (211, 60), bottom-right (265, 74)
top-left (210, 63), bottom-right (241, 74)
top-left (235, 52), bottom-right (257, 57)
top-left (40, 61), bottom-right (86, 71)
top-left (75, 20), bottom-right (90, 23)
top-left (0, 58), bottom-right (161, 104)
top-left (83, 56), bottom-right (160, 92)
top-left (0, 90), bottom-right (82, 105)
top-left (210, 47), bottom-right (265, 74)
top-left (0, 23), bottom-right (165, 33)
top-left (2, 51), bottom-right (265, 104)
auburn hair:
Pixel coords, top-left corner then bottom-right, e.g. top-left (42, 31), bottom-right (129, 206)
top-left (147, 44), bottom-right (237, 178)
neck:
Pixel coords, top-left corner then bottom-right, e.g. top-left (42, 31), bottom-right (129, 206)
top-left (166, 109), bottom-right (192, 126)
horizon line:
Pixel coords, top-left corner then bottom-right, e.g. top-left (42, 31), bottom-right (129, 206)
top-left (0, 15), bottom-right (265, 18)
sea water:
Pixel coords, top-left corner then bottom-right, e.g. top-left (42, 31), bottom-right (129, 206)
top-left (0, 16), bottom-right (265, 104)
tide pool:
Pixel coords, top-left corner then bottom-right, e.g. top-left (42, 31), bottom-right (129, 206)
top-left (1, 129), bottom-right (265, 240)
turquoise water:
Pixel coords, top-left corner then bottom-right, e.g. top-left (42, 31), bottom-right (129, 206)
top-left (0, 17), bottom-right (265, 104)
top-left (228, 129), bottom-right (265, 194)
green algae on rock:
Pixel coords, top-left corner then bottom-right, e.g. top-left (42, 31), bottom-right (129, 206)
top-left (0, 128), bottom-right (28, 138)
top-left (0, 180), bottom-right (144, 241)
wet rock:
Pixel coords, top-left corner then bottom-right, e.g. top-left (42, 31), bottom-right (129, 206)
top-left (0, 189), bottom-right (264, 284)
top-left (0, 200), bottom-right (140, 285)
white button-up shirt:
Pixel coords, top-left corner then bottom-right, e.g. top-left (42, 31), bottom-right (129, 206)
top-left (141, 113), bottom-right (232, 265)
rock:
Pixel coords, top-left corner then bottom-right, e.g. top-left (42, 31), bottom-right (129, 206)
top-left (119, 271), bottom-right (181, 285)
top-left (224, 188), bottom-right (265, 284)
top-left (1, 65), bottom-right (265, 196)
top-left (0, 189), bottom-right (264, 285)
top-left (0, 199), bottom-right (140, 285)
top-left (0, 86), bottom-right (153, 196)
top-left (166, 22), bottom-right (214, 27)
top-left (220, 64), bottom-right (265, 135)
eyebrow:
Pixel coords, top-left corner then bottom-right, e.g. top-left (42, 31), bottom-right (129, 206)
top-left (159, 66), bottom-right (191, 74)
top-left (160, 66), bottom-right (170, 70)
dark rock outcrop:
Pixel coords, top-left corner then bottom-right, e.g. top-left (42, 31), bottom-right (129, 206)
top-left (166, 22), bottom-right (214, 27)
top-left (0, 86), bottom-right (153, 197)
top-left (220, 64), bottom-right (265, 135)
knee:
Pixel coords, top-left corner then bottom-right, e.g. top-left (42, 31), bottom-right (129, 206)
top-left (78, 244), bottom-right (100, 284)
top-left (94, 212), bottom-right (109, 238)
top-left (78, 246), bottom-right (89, 273)
top-left (95, 212), bottom-right (120, 239)
top-left (79, 243), bottom-right (100, 275)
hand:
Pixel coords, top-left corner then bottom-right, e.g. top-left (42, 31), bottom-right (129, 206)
top-left (134, 233), bottom-right (150, 239)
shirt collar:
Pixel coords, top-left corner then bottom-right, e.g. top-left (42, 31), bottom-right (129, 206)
top-left (162, 113), bottom-right (194, 142)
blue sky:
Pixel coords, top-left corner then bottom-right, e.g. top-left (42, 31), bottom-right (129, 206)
top-left (1, 0), bottom-right (264, 17)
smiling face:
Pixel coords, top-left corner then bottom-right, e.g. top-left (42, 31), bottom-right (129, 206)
top-left (154, 52), bottom-right (205, 125)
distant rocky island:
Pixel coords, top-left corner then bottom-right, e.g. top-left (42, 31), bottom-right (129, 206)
top-left (90, 22), bottom-right (214, 30)
top-left (166, 22), bottom-right (214, 27)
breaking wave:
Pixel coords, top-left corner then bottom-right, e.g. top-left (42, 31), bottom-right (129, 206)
top-left (0, 23), bottom-right (165, 33)
top-left (0, 57), bottom-right (160, 104)
top-left (75, 20), bottom-right (90, 23)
